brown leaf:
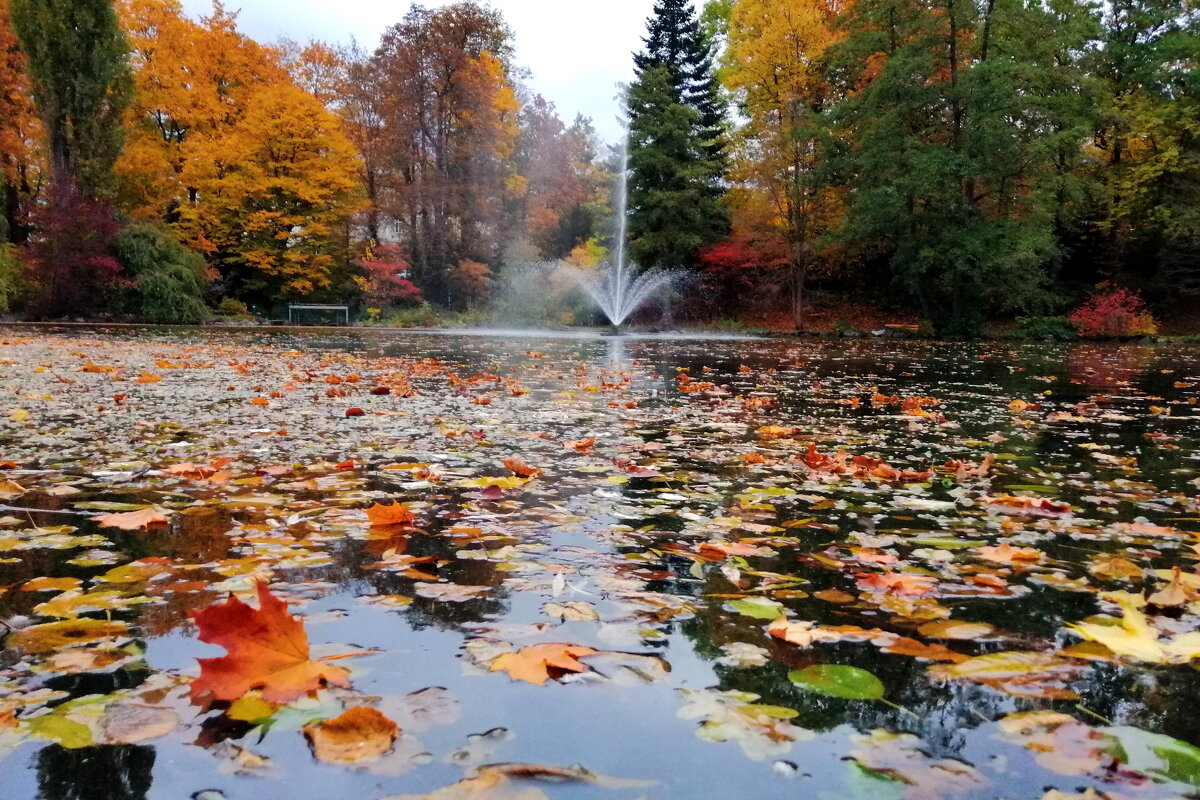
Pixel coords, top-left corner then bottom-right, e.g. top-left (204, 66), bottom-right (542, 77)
top-left (93, 508), bottom-right (170, 531)
top-left (101, 703), bottom-right (179, 744)
top-left (8, 618), bottom-right (129, 653)
top-left (302, 706), bottom-right (398, 763)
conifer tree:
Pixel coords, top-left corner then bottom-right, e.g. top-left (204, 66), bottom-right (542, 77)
top-left (626, 0), bottom-right (728, 275)
top-left (633, 0), bottom-right (726, 164)
top-left (626, 65), bottom-right (727, 271)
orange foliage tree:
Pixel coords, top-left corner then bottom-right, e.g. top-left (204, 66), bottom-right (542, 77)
top-left (116, 0), bottom-right (362, 301)
top-left (373, 3), bottom-right (518, 306)
top-left (0, 0), bottom-right (45, 243)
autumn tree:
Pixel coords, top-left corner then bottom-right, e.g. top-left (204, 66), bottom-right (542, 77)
top-left (116, 0), bottom-right (363, 302)
top-left (1085, 0), bottom-right (1200, 296)
top-left (721, 0), bottom-right (844, 330)
top-left (10, 0), bottom-right (130, 198)
top-left (335, 41), bottom-right (388, 245)
top-left (509, 95), bottom-right (588, 259)
top-left (0, 0), bottom-right (43, 244)
top-left (372, 2), bottom-right (518, 307)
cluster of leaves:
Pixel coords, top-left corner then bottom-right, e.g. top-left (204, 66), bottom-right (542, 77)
top-left (0, 329), bottom-right (1197, 799)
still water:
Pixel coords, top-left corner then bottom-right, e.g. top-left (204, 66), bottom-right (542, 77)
top-left (0, 327), bottom-right (1198, 800)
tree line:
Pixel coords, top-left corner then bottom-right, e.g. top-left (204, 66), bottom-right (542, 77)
top-left (0, 0), bottom-right (615, 320)
top-left (1, 0), bottom-right (1196, 331)
top-left (650, 0), bottom-right (1197, 332)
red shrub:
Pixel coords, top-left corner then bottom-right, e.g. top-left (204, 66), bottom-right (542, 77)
top-left (23, 191), bottom-right (123, 318)
top-left (694, 236), bottom-right (790, 318)
top-left (358, 244), bottom-right (422, 307)
top-left (1068, 282), bottom-right (1157, 338)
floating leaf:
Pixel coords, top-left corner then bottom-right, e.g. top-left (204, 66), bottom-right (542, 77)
top-left (727, 597), bottom-right (786, 619)
top-left (364, 502), bottom-right (415, 527)
top-left (487, 642), bottom-right (599, 685)
top-left (302, 706), bottom-right (398, 764)
top-left (789, 664), bottom-right (885, 700)
top-left (93, 507), bottom-right (170, 530)
top-left (189, 582), bottom-right (352, 704)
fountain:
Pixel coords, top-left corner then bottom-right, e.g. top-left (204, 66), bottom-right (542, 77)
top-left (561, 138), bottom-right (676, 334)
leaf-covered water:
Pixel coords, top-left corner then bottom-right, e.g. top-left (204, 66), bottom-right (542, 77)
top-left (1, 326), bottom-right (1199, 800)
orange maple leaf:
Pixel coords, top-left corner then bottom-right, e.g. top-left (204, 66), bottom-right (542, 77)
top-left (189, 582), bottom-right (351, 704)
top-left (502, 457), bottom-right (542, 478)
top-left (563, 437), bottom-right (596, 452)
top-left (488, 642), bottom-right (599, 685)
top-left (93, 508), bottom-right (171, 530)
top-left (364, 502), bottom-right (415, 527)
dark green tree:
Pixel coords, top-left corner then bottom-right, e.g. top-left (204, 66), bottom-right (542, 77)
top-left (626, 0), bottom-right (729, 277)
top-left (634, 0), bottom-right (727, 163)
top-left (114, 224), bottom-right (209, 324)
top-left (826, 0), bottom-right (1098, 334)
top-left (9, 0), bottom-right (131, 199)
top-left (626, 65), bottom-right (729, 273)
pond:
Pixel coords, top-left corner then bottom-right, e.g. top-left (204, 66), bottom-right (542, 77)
top-left (0, 326), bottom-right (1199, 800)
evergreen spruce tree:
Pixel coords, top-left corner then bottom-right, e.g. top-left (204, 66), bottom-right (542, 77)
top-left (626, 0), bottom-right (728, 276)
top-left (10, 0), bottom-right (131, 199)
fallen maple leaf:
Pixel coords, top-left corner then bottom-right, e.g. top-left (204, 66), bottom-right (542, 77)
top-left (94, 508), bottom-right (170, 531)
top-left (189, 582), bottom-right (352, 704)
top-left (364, 502), bottom-right (416, 527)
top-left (856, 571), bottom-right (937, 596)
top-left (984, 494), bottom-right (1071, 517)
top-left (563, 437), bottom-right (595, 452)
top-left (488, 642), bottom-right (599, 685)
top-left (302, 706), bottom-right (398, 763)
top-left (502, 457), bottom-right (541, 478)
top-left (975, 543), bottom-right (1043, 564)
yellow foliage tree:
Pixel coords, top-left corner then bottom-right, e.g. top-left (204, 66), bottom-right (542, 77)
top-left (723, 0), bottom-right (844, 330)
top-left (116, 0), bottom-right (362, 298)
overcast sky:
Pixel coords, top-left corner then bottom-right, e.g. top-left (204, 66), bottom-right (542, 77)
top-left (178, 0), bottom-right (660, 143)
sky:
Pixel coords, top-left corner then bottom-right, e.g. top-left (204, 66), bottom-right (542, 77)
top-left (178, 0), bottom-right (660, 143)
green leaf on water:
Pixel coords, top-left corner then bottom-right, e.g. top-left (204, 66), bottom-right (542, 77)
top-left (727, 597), bottom-right (785, 619)
top-left (789, 664), bottom-right (885, 700)
top-left (1106, 727), bottom-right (1200, 787)
top-left (908, 537), bottom-right (984, 550)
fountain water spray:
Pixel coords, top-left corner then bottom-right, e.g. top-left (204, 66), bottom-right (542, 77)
top-left (562, 137), bottom-right (675, 331)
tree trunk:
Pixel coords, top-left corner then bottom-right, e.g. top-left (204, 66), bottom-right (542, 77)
top-left (792, 257), bottom-right (807, 333)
